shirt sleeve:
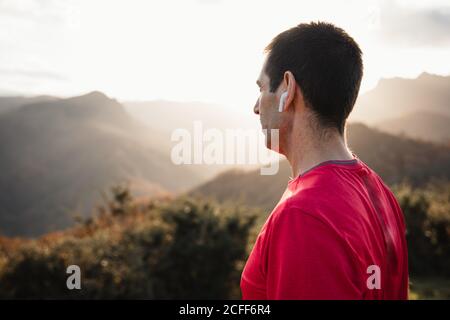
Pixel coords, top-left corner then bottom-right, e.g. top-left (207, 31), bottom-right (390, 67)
top-left (264, 207), bottom-right (363, 299)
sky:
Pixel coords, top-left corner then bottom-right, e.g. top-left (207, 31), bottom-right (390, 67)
top-left (1, 0), bottom-right (450, 112)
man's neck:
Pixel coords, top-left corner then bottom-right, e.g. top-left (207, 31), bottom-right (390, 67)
top-left (285, 129), bottom-right (354, 179)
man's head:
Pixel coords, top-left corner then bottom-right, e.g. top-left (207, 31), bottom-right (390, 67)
top-left (254, 22), bottom-right (363, 154)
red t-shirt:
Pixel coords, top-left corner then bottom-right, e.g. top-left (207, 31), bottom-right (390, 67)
top-left (240, 157), bottom-right (408, 300)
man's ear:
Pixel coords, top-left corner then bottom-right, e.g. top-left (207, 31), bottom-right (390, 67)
top-left (283, 71), bottom-right (297, 111)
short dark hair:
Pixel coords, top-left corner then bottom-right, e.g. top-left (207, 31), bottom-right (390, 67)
top-left (264, 21), bottom-right (363, 135)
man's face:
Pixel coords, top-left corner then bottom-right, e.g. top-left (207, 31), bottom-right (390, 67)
top-left (254, 60), bottom-right (284, 151)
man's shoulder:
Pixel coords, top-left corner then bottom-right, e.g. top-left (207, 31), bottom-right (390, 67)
top-left (269, 192), bottom-right (332, 228)
top-left (272, 183), bottom-right (366, 233)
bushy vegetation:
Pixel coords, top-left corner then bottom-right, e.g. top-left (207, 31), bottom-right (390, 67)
top-left (392, 179), bottom-right (449, 278)
top-left (0, 187), bottom-right (259, 299)
top-left (0, 179), bottom-right (448, 299)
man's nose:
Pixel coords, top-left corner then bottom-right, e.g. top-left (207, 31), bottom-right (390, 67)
top-left (253, 98), bottom-right (260, 115)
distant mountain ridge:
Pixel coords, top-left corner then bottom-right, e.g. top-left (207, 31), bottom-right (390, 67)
top-left (0, 95), bottom-right (58, 114)
top-left (375, 111), bottom-right (450, 145)
top-left (351, 72), bottom-right (450, 124)
top-left (0, 91), bottom-right (206, 236)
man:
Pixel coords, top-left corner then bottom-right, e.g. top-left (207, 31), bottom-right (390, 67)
top-left (240, 22), bottom-right (408, 300)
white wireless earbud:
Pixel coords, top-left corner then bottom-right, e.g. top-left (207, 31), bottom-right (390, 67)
top-left (278, 91), bottom-right (288, 112)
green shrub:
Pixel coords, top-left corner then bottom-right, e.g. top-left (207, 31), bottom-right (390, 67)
top-left (393, 180), bottom-right (450, 277)
top-left (0, 194), bottom-right (258, 299)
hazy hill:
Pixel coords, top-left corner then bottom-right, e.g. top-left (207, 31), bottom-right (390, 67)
top-left (350, 73), bottom-right (450, 124)
top-left (124, 99), bottom-right (265, 173)
top-left (375, 111), bottom-right (450, 145)
top-left (0, 95), bottom-right (58, 114)
top-left (190, 122), bottom-right (450, 211)
top-left (0, 92), bottom-right (207, 236)
top-left (125, 100), bottom-right (258, 135)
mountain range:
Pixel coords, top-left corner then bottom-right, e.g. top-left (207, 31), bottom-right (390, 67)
top-left (0, 92), bottom-right (206, 236)
top-left (0, 72), bottom-right (449, 236)
top-left (350, 72), bottom-right (450, 144)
